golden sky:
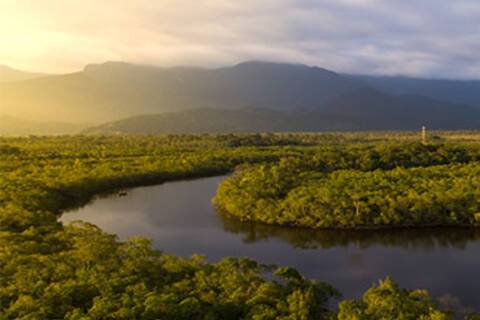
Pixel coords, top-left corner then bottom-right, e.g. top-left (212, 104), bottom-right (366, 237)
top-left (1, 0), bottom-right (480, 78)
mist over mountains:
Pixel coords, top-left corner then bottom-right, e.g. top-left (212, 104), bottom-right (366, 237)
top-left (0, 65), bottom-right (48, 82)
top-left (350, 74), bottom-right (480, 109)
top-left (0, 114), bottom-right (88, 136)
top-left (2, 61), bottom-right (480, 134)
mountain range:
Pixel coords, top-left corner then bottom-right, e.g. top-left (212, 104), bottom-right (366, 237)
top-left (0, 65), bottom-right (48, 82)
top-left (350, 74), bottom-right (480, 108)
top-left (2, 61), bottom-right (480, 134)
top-left (0, 114), bottom-right (88, 136)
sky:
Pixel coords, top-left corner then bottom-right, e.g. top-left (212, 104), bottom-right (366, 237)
top-left (1, 0), bottom-right (480, 79)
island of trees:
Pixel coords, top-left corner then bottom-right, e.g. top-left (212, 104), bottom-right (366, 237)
top-left (2, 133), bottom-right (480, 319)
top-left (214, 142), bottom-right (480, 228)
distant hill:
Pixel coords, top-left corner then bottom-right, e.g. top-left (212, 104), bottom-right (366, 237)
top-left (0, 115), bottom-right (88, 136)
top-left (2, 60), bottom-right (480, 132)
top-left (0, 61), bottom-right (363, 122)
top-left (321, 87), bottom-right (480, 130)
top-left (85, 99), bottom-right (480, 134)
top-left (0, 65), bottom-right (47, 82)
top-left (85, 108), bottom-right (292, 134)
top-left (0, 72), bottom-right (118, 122)
top-left (84, 107), bottom-right (367, 134)
top-left (349, 74), bottom-right (480, 108)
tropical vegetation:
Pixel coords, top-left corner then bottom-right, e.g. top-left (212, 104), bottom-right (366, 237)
top-left (2, 133), bottom-right (480, 319)
top-left (214, 142), bottom-right (480, 228)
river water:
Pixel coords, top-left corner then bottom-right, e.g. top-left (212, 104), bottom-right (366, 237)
top-left (61, 175), bottom-right (480, 311)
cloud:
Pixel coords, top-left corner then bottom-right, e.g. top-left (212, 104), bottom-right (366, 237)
top-left (0, 0), bottom-right (479, 79)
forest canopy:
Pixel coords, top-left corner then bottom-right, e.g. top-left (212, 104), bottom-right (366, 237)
top-left (214, 142), bottom-right (480, 228)
top-left (2, 133), bottom-right (480, 319)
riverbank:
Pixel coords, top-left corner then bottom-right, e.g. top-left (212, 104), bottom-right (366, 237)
top-left (2, 134), bottom-right (478, 319)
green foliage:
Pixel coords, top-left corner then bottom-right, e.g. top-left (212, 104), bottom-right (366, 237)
top-left (214, 142), bottom-right (480, 228)
top-left (337, 278), bottom-right (449, 320)
top-left (0, 144), bottom-right (21, 155)
top-left (2, 221), bottom-right (340, 319)
top-left (0, 135), bottom-right (327, 319)
top-left (0, 134), bottom-right (475, 318)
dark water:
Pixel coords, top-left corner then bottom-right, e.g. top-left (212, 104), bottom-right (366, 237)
top-left (61, 175), bottom-right (480, 311)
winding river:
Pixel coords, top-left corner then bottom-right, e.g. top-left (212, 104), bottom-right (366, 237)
top-left (61, 175), bottom-right (480, 311)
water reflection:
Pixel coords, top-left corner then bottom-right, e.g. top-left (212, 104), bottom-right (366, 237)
top-left (219, 216), bottom-right (480, 250)
top-left (61, 175), bottom-right (480, 311)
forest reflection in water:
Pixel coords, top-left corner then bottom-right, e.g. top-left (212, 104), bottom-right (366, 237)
top-left (62, 175), bottom-right (480, 311)
top-left (218, 215), bottom-right (480, 251)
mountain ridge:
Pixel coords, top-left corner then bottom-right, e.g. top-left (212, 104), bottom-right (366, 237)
top-left (2, 60), bottom-right (480, 133)
top-left (0, 114), bottom-right (89, 135)
top-left (0, 65), bottom-right (48, 82)
top-left (85, 99), bottom-right (480, 134)
top-left (349, 74), bottom-right (480, 108)
top-left (0, 60), bottom-right (364, 123)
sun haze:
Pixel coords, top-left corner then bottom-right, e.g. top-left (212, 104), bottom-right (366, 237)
top-left (1, 0), bottom-right (480, 78)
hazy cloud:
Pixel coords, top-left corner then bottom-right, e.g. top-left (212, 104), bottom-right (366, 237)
top-left (1, 0), bottom-right (479, 78)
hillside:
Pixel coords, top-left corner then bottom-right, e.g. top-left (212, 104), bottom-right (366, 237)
top-left (0, 65), bottom-right (47, 82)
top-left (85, 100), bottom-right (480, 134)
top-left (2, 61), bottom-right (480, 131)
top-left (84, 108), bottom-right (331, 134)
top-left (0, 61), bottom-right (364, 123)
top-left (349, 74), bottom-right (480, 108)
top-left (321, 87), bottom-right (480, 130)
top-left (0, 114), bottom-right (88, 135)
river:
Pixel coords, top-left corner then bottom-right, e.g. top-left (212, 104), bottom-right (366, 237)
top-left (61, 175), bottom-right (480, 311)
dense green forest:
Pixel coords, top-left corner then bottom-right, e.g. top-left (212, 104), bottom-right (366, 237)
top-left (2, 133), bottom-right (480, 319)
top-left (214, 142), bottom-right (480, 228)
